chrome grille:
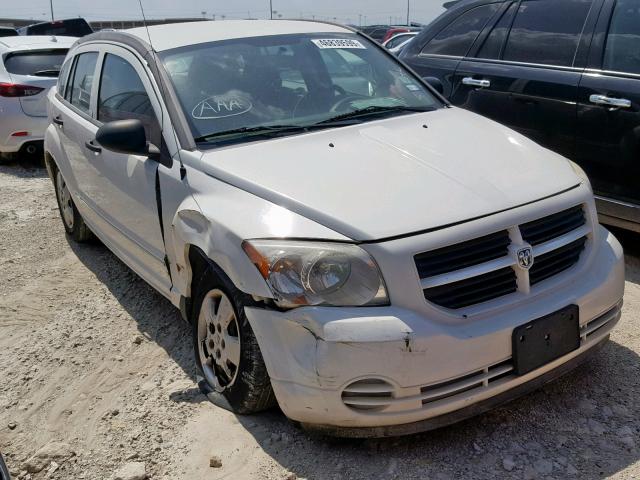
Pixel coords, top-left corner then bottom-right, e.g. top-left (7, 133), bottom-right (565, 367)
top-left (415, 230), bottom-right (511, 278)
top-left (423, 267), bottom-right (517, 310)
top-left (520, 205), bottom-right (586, 246)
top-left (530, 237), bottom-right (587, 286)
top-left (416, 205), bottom-right (590, 309)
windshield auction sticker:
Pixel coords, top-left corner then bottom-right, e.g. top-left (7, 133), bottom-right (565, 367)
top-left (311, 39), bottom-right (366, 49)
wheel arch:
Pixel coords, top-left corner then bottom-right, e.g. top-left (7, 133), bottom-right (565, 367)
top-left (169, 207), bottom-right (273, 321)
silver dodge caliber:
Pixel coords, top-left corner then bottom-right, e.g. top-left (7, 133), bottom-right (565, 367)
top-left (45, 20), bottom-right (625, 437)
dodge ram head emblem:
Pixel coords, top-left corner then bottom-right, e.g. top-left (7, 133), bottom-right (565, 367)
top-left (517, 247), bottom-right (534, 270)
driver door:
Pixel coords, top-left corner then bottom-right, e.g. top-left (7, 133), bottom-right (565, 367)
top-left (86, 46), bottom-right (171, 292)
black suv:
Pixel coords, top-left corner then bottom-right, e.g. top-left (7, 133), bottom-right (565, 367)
top-left (400, 0), bottom-right (640, 232)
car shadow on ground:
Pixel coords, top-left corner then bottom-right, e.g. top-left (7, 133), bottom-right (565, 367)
top-left (0, 156), bottom-right (48, 178)
top-left (65, 238), bottom-right (196, 383)
top-left (65, 225), bottom-right (640, 480)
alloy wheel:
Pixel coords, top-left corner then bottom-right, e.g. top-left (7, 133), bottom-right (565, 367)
top-left (197, 289), bottom-right (241, 391)
top-left (56, 170), bottom-right (74, 229)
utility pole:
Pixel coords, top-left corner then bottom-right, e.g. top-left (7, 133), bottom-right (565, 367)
top-left (270, 0), bottom-right (273, 19)
top-left (406, 0), bottom-right (410, 25)
top-left (49, 0), bottom-right (54, 21)
top-left (358, 14), bottom-right (362, 26)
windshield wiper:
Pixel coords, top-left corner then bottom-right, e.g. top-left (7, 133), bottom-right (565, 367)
top-left (316, 105), bottom-right (435, 125)
top-left (32, 69), bottom-right (60, 77)
top-left (194, 122), bottom-right (355, 143)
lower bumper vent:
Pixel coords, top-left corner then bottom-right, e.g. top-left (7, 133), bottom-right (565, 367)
top-left (421, 359), bottom-right (514, 405)
top-left (341, 379), bottom-right (394, 412)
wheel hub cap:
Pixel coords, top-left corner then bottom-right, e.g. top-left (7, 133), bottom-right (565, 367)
top-left (197, 289), bottom-right (241, 391)
top-left (56, 171), bottom-right (74, 229)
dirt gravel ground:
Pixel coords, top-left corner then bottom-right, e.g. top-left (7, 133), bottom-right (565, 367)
top-left (0, 158), bottom-right (639, 480)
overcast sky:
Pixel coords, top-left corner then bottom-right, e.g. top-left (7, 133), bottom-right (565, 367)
top-left (5, 0), bottom-right (446, 26)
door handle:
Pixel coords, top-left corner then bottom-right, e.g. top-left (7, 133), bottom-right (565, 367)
top-left (52, 116), bottom-right (64, 127)
top-left (85, 140), bottom-right (102, 154)
top-left (589, 94), bottom-right (631, 109)
top-left (462, 77), bottom-right (491, 88)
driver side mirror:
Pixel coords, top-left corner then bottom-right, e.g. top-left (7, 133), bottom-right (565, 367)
top-left (96, 119), bottom-right (160, 159)
top-left (423, 76), bottom-right (445, 96)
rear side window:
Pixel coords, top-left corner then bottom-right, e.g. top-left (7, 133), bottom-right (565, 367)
top-left (603, 0), bottom-right (640, 74)
top-left (3, 50), bottom-right (68, 77)
top-left (57, 58), bottom-right (72, 96)
top-left (98, 53), bottom-right (161, 146)
top-left (68, 52), bottom-right (98, 114)
top-left (477, 3), bottom-right (517, 59)
top-left (422, 4), bottom-right (500, 57)
top-left (502, 0), bottom-right (594, 66)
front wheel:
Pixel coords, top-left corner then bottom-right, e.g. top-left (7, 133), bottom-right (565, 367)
top-left (52, 167), bottom-right (92, 242)
top-left (192, 266), bottom-right (276, 414)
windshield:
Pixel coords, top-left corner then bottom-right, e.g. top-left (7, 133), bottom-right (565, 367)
top-left (160, 32), bottom-right (440, 146)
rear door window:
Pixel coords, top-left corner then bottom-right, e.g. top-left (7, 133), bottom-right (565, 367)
top-left (97, 53), bottom-right (162, 145)
top-left (502, 0), bottom-right (594, 66)
top-left (3, 50), bottom-right (68, 77)
top-left (422, 4), bottom-right (501, 57)
top-left (68, 52), bottom-right (98, 114)
top-left (57, 58), bottom-right (73, 96)
top-left (477, 3), bottom-right (517, 59)
top-left (603, 0), bottom-right (640, 74)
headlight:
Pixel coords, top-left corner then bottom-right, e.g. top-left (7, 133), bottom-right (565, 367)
top-left (242, 240), bottom-right (389, 308)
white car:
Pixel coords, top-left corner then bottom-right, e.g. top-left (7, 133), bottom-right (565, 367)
top-left (0, 35), bottom-right (75, 159)
top-left (45, 20), bottom-right (625, 437)
top-left (382, 31), bottom-right (419, 55)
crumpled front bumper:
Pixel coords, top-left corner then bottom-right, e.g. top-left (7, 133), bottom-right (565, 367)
top-left (245, 228), bottom-right (624, 435)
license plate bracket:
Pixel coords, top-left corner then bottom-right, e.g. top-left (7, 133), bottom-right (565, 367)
top-left (512, 305), bottom-right (580, 376)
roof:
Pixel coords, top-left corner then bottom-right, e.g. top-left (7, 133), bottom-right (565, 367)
top-left (125, 20), bottom-right (352, 52)
top-left (0, 35), bottom-right (76, 51)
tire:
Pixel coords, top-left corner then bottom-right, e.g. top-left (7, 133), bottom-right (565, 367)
top-left (52, 164), bottom-right (93, 242)
top-left (191, 263), bottom-right (276, 414)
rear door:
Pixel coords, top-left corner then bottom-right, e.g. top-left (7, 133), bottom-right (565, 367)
top-left (4, 48), bottom-right (68, 117)
top-left (400, 2), bottom-right (503, 97)
top-left (577, 0), bottom-right (640, 215)
top-left (52, 49), bottom-right (100, 209)
top-left (450, 0), bottom-right (602, 160)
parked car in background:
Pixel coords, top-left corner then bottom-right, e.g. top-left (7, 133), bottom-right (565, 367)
top-left (45, 20), bottom-right (623, 437)
top-left (382, 31), bottom-right (419, 50)
top-left (400, 0), bottom-right (640, 232)
top-left (389, 37), bottom-right (417, 56)
top-left (0, 27), bottom-right (18, 38)
top-left (0, 35), bottom-right (75, 160)
top-left (361, 25), bottom-right (422, 43)
top-left (18, 18), bottom-right (93, 37)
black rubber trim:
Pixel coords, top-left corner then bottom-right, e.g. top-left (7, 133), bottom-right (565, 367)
top-left (155, 165), bottom-right (172, 285)
top-left (301, 336), bottom-right (608, 438)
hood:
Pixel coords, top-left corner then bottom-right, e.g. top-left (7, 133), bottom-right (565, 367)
top-left (199, 108), bottom-right (581, 241)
